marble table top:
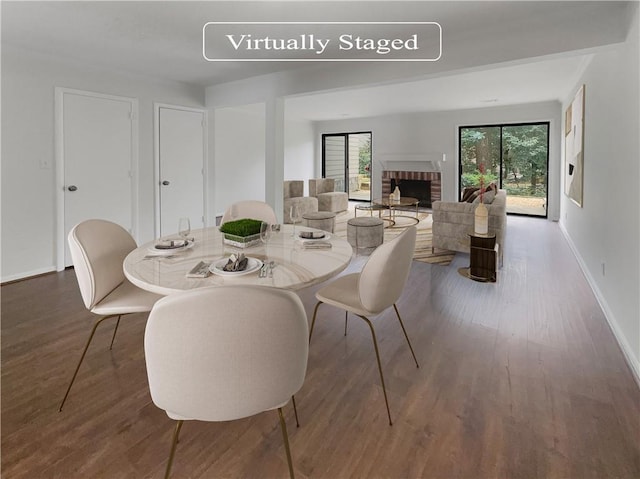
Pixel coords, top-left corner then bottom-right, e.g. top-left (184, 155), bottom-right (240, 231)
top-left (123, 225), bottom-right (353, 295)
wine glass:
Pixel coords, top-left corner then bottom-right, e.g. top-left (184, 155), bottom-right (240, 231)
top-left (290, 205), bottom-right (302, 237)
top-left (260, 221), bottom-right (272, 245)
top-left (260, 221), bottom-right (272, 269)
top-left (178, 217), bottom-right (191, 242)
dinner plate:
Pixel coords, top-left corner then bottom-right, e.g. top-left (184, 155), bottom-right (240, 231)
top-left (147, 239), bottom-right (194, 256)
top-left (209, 257), bottom-right (263, 277)
top-left (298, 232), bottom-right (331, 241)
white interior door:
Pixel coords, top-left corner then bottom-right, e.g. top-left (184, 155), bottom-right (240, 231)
top-left (157, 105), bottom-right (206, 238)
top-left (57, 89), bottom-right (136, 268)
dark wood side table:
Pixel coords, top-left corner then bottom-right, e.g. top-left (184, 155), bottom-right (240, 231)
top-left (458, 233), bottom-right (498, 282)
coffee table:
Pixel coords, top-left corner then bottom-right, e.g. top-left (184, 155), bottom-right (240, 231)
top-left (354, 203), bottom-right (395, 227)
top-left (372, 196), bottom-right (421, 227)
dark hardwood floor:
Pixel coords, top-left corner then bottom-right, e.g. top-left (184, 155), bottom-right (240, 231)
top-left (2, 216), bottom-right (639, 478)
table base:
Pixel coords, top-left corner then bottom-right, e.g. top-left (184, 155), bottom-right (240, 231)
top-left (385, 214), bottom-right (419, 228)
top-left (457, 267), bottom-right (496, 283)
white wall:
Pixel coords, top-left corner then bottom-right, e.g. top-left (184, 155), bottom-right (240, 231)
top-left (213, 104), bottom-right (266, 217)
top-left (315, 101), bottom-right (562, 219)
top-left (211, 103), bottom-right (315, 219)
top-left (284, 118), bottom-right (315, 195)
top-left (1, 46), bottom-right (205, 281)
top-left (560, 5), bottom-right (640, 380)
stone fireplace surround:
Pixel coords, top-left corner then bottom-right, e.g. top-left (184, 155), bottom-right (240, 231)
top-left (373, 153), bottom-right (445, 207)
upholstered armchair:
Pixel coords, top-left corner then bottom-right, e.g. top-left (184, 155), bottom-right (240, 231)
top-left (283, 180), bottom-right (318, 223)
top-left (308, 178), bottom-right (348, 213)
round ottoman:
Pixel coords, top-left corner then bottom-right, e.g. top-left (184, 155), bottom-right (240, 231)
top-left (347, 217), bottom-right (384, 252)
top-left (303, 211), bottom-right (336, 232)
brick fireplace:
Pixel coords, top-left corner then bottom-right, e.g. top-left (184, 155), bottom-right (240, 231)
top-left (373, 153), bottom-right (446, 208)
top-left (381, 170), bottom-right (442, 208)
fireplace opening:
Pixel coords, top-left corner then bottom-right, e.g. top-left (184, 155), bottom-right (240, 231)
top-left (391, 179), bottom-right (432, 208)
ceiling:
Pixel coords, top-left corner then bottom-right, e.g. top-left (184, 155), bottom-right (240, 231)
top-left (285, 55), bottom-right (591, 120)
top-left (1, 1), bottom-right (633, 120)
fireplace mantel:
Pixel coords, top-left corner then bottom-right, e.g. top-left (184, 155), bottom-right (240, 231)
top-left (371, 153), bottom-right (446, 201)
top-left (377, 153), bottom-right (445, 173)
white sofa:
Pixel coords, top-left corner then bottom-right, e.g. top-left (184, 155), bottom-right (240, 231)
top-left (432, 189), bottom-right (507, 259)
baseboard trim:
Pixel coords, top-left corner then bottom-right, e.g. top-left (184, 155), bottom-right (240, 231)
top-left (559, 222), bottom-right (640, 388)
top-left (1, 266), bottom-right (58, 285)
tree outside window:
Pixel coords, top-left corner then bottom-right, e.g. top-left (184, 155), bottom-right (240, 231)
top-left (459, 123), bottom-right (549, 217)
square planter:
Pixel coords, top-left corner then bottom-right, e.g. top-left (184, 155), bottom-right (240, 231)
top-left (222, 232), bottom-right (261, 248)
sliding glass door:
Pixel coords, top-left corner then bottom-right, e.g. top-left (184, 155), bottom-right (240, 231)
top-left (322, 132), bottom-right (372, 202)
top-left (459, 122), bottom-right (549, 217)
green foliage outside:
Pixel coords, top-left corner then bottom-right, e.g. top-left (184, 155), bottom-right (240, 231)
top-left (460, 124), bottom-right (548, 198)
top-left (358, 136), bottom-right (371, 175)
top-left (503, 125), bottom-right (548, 197)
top-left (461, 171), bottom-right (499, 189)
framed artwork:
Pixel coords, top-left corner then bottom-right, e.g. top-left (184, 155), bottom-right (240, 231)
top-left (564, 84), bottom-right (585, 207)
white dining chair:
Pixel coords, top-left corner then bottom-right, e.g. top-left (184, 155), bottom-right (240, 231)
top-left (60, 219), bottom-right (162, 411)
top-left (220, 200), bottom-right (278, 225)
top-left (144, 285), bottom-right (309, 479)
top-left (308, 226), bottom-right (419, 425)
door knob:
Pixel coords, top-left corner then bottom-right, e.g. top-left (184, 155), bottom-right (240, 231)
top-left (67, 185), bottom-right (78, 192)
top-left (162, 180), bottom-right (170, 186)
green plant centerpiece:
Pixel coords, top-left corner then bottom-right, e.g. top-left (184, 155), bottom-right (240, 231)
top-left (219, 218), bottom-right (263, 248)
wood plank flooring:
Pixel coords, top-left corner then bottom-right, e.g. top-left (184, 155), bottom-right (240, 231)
top-left (2, 216), bottom-right (639, 478)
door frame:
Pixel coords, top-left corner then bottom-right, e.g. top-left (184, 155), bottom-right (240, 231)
top-left (457, 121), bottom-right (550, 218)
top-left (321, 131), bottom-right (372, 202)
top-left (55, 87), bottom-right (139, 271)
top-left (153, 103), bottom-right (209, 239)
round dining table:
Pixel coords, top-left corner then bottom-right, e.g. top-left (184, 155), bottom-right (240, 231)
top-left (123, 225), bottom-right (353, 295)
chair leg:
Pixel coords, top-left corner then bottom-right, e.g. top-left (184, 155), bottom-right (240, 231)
top-left (392, 304), bottom-right (419, 369)
top-left (59, 314), bottom-right (116, 411)
top-left (308, 301), bottom-right (323, 342)
top-left (344, 311), bottom-right (348, 336)
top-left (291, 395), bottom-right (300, 428)
top-left (164, 420), bottom-right (184, 479)
top-left (357, 315), bottom-right (393, 426)
top-left (277, 407), bottom-right (295, 479)
top-left (109, 315), bottom-right (122, 350)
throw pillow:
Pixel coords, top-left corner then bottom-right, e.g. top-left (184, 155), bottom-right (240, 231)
top-left (482, 190), bottom-right (496, 204)
top-left (468, 191), bottom-right (481, 203)
top-left (472, 189), bottom-right (496, 204)
top-left (460, 187), bottom-right (478, 202)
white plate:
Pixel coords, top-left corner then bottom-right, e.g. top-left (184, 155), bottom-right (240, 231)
top-left (147, 239), bottom-right (194, 256)
top-left (298, 232), bottom-right (331, 241)
top-left (210, 257), bottom-right (263, 277)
